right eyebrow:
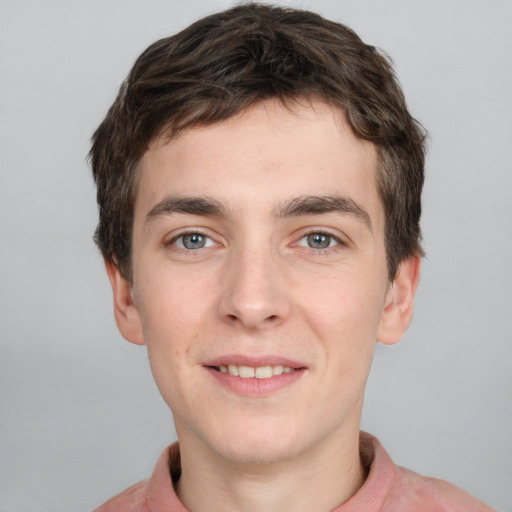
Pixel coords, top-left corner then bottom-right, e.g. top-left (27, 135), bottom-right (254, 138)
top-left (145, 196), bottom-right (228, 224)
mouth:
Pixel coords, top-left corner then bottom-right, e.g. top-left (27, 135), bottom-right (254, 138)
top-left (203, 357), bottom-right (306, 395)
top-left (209, 364), bottom-right (297, 379)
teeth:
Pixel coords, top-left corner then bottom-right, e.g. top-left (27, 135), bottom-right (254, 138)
top-left (255, 366), bottom-right (272, 379)
top-left (239, 365), bottom-right (255, 378)
top-left (219, 364), bottom-right (295, 379)
top-left (273, 365), bottom-right (284, 375)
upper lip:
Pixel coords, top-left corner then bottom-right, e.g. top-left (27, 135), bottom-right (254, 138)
top-left (203, 354), bottom-right (307, 369)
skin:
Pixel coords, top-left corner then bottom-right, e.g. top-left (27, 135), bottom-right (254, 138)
top-left (106, 99), bottom-right (420, 512)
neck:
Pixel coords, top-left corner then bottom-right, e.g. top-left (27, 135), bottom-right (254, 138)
top-left (175, 424), bottom-right (366, 512)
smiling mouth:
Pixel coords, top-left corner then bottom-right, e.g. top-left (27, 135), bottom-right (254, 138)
top-left (209, 364), bottom-right (297, 379)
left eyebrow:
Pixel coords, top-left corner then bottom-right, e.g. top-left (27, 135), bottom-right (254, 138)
top-left (273, 195), bottom-right (372, 231)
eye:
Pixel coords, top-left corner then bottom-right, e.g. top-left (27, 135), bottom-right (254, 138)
top-left (172, 232), bottom-right (215, 250)
top-left (298, 232), bottom-right (341, 249)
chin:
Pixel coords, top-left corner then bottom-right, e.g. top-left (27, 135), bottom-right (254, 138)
top-left (206, 418), bottom-right (314, 465)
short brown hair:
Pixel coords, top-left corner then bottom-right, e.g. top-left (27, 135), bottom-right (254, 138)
top-left (90, 3), bottom-right (426, 282)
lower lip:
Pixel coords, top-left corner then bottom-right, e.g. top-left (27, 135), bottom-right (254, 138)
top-left (205, 367), bottom-right (306, 396)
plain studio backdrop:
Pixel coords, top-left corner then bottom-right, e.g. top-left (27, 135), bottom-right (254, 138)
top-left (1, 1), bottom-right (511, 511)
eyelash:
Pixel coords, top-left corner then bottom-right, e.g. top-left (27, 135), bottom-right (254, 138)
top-left (165, 228), bottom-right (347, 253)
top-left (296, 229), bottom-right (346, 251)
top-left (167, 230), bottom-right (216, 251)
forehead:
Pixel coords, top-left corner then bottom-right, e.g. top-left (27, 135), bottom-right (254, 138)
top-left (136, 99), bottom-right (381, 225)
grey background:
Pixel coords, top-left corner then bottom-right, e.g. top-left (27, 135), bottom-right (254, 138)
top-left (1, 1), bottom-right (511, 511)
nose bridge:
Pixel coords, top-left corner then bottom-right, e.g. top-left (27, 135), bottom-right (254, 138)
top-left (217, 237), bottom-right (290, 329)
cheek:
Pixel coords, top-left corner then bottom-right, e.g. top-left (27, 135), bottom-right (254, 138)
top-left (140, 289), bottom-right (201, 414)
top-left (296, 273), bottom-right (385, 395)
top-left (138, 267), bottom-right (212, 334)
top-left (135, 264), bottom-right (220, 359)
top-left (299, 274), bottom-right (384, 341)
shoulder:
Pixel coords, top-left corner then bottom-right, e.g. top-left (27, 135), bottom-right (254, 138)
top-left (390, 465), bottom-right (495, 512)
top-left (92, 479), bottom-right (150, 512)
top-left (91, 443), bottom-right (182, 512)
top-left (355, 433), bottom-right (494, 512)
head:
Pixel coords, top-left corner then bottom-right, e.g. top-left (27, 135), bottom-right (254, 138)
top-left (90, 3), bottom-right (426, 284)
top-left (89, 3), bottom-right (425, 465)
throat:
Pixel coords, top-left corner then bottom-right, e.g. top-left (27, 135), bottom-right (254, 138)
top-left (174, 429), bottom-right (366, 512)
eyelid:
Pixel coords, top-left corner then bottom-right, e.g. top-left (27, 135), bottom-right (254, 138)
top-left (296, 227), bottom-right (346, 244)
top-left (300, 234), bottom-right (338, 248)
top-left (166, 228), bottom-right (218, 249)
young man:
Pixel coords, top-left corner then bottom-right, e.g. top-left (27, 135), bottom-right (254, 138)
top-left (90, 4), bottom-right (493, 511)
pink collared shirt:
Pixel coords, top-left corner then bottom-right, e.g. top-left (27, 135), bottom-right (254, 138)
top-left (93, 433), bottom-right (493, 512)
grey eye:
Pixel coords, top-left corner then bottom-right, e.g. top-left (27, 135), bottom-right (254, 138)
top-left (307, 233), bottom-right (331, 249)
top-left (298, 232), bottom-right (340, 249)
top-left (175, 233), bottom-right (214, 250)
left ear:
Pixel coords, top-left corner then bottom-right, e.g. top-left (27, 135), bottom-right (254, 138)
top-left (377, 255), bottom-right (421, 345)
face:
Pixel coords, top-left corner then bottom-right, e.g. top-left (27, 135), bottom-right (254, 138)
top-left (108, 99), bottom-right (418, 465)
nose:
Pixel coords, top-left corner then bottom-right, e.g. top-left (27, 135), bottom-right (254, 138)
top-left (217, 245), bottom-right (291, 330)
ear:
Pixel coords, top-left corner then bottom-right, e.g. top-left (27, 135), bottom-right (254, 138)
top-left (377, 255), bottom-right (421, 346)
top-left (104, 260), bottom-right (145, 345)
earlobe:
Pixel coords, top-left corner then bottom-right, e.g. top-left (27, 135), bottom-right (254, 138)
top-left (104, 260), bottom-right (145, 345)
top-left (376, 256), bottom-right (421, 346)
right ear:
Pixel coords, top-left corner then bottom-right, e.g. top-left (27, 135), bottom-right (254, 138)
top-left (104, 260), bottom-right (145, 345)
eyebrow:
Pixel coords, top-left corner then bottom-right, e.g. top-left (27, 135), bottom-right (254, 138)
top-left (145, 196), bottom-right (228, 222)
top-left (273, 195), bottom-right (372, 230)
top-left (145, 193), bottom-right (372, 230)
